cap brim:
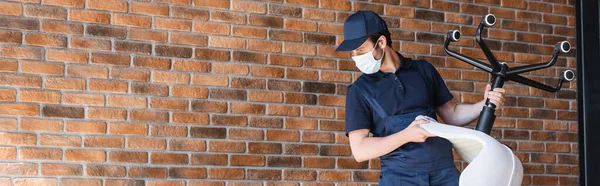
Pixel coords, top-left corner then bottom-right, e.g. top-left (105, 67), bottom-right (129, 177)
top-left (335, 36), bottom-right (369, 51)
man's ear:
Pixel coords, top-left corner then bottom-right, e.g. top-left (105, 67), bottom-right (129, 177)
top-left (378, 35), bottom-right (387, 49)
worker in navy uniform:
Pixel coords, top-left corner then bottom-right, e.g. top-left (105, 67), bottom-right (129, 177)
top-left (336, 10), bottom-right (507, 186)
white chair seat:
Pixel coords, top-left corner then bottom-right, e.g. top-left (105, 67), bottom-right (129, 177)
top-left (417, 116), bottom-right (523, 186)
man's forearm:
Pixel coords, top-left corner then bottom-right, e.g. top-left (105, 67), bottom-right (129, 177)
top-left (445, 100), bottom-right (486, 126)
top-left (350, 131), bottom-right (411, 162)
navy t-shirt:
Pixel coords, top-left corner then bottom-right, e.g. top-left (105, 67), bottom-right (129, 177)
top-left (345, 54), bottom-right (454, 136)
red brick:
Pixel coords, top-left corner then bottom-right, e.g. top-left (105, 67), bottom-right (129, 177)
top-left (284, 43), bottom-right (316, 56)
top-left (0, 163), bottom-right (37, 175)
top-left (18, 90), bottom-right (59, 104)
top-left (41, 163), bottom-right (83, 176)
top-left (267, 130), bottom-right (300, 142)
top-left (0, 147), bottom-right (15, 160)
top-left (88, 0), bottom-right (127, 12)
top-left (40, 134), bottom-right (81, 147)
top-left (169, 167), bottom-right (207, 179)
top-left (43, 0), bottom-right (84, 8)
top-left (131, 110), bottom-right (169, 123)
top-left (0, 90), bottom-right (14, 101)
top-left (0, 104), bottom-right (39, 117)
top-left (151, 153), bottom-right (188, 164)
top-left (190, 153), bottom-right (227, 166)
top-left (130, 2), bottom-right (169, 16)
top-left (286, 118), bottom-right (318, 130)
top-left (267, 105), bottom-right (301, 116)
top-left (248, 142), bottom-right (282, 154)
top-left (209, 141), bottom-right (245, 153)
top-left (0, 118), bottom-right (17, 131)
top-left (231, 77), bottom-right (266, 89)
top-left (249, 14), bottom-right (284, 28)
top-left (109, 123), bottom-right (147, 136)
top-left (302, 131), bottom-right (335, 143)
top-left (89, 80), bottom-right (127, 93)
top-left (247, 169), bottom-right (281, 180)
top-left (60, 179), bottom-right (102, 186)
top-left (25, 33), bottom-right (67, 47)
top-left (0, 59), bottom-right (18, 72)
top-left (173, 60), bottom-right (210, 73)
top-left (69, 10), bottom-right (110, 24)
top-left (154, 18), bottom-right (192, 31)
top-left (172, 7), bottom-right (208, 20)
top-left (210, 11), bottom-right (246, 24)
top-left (230, 155), bottom-right (265, 166)
top-left (284, 144), bottom-right (318, 155)
top-left (172, 113), bottom-right (209, 125)
top-left (19, 119), bottom-right (61, 134)
top-left (248, 40), bottom-right (282, 53)
top-left (269, 54), bottom-right (302, 67)
top-left (269, 30), bottom-right (302, 42)
top-left (130, 29), bottom-right (167, 43)
top-left (231, 103), bottom-right (265, 114)
top-left (231, 0), bottom-right (267, 13)
top-left (304, 8), bottom-right (335, 21)
top-left (320, 145), bottom-right (351, 156)
top-left (132, 83), bottom-right (168, 96)
top-left (0, 2), bottom-right (23, 16)
top-left (250, 66), bottom-right (285, 78)
top-left (248, 91), bottom-right (283, 103)
top-left (127, 138), bottom-right (166, 150)
top-left (193, 22), bottom-right (230, 35)
top-left (0, 46), bottom-right (43, 60)
top-left (169, 139), bottom-right (206, 152)
top-left (229, 128), bottom-right (264, 141)
top-left (67, 65), bottom-right (108, 79)
top-left (24, 5), bottom-right (67, 20)
top-left (84, 136), bottom-right (124, 148)
top-left (170, 32), bottom-right (207, 47)
top-left (319, 170), bottom-right (351, 181)
top-left (64, 150), bottom-right (105, 162)
top-left (69, 38), bottom-right (111, 51)
top-left (65, 122), bottom-right (106, 134)
top-left (129, 167), bottom-right (166, 178)
top-left (268, 156), bottom-right (302, 168)
top-left (85, 165), bottom-right (125, 177)
top-left (20, 148), bottom-right (62, 160)
top-left (209, 36), bottom-right (246, 49)
top-left (113, 14), bottom-right (151, 28)
top-left (284, 170), bottom-right (317, 180)
top-left (107, 95), bottom-right (146, 109)
top-left (207, 168), bottom-right (244, 179)
top-left (212, 63), bottom-right (249, 75)
top-left (320, 0), bottom-right (351, 11)
top-left (150, 125), bottom-right (187, 137)
top-left (286, 69), bottom-right (318, 80)
top-left (14, 178), bottom-right (58, 186)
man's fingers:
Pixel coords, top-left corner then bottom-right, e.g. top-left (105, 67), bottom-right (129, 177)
top-left (488, 92), bottom-right (504, 98)
top-left (493, 88), bottom-right (506, 93)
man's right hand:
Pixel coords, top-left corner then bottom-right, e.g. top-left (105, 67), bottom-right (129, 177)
top-left (401, 119), bottom-right (436, 143)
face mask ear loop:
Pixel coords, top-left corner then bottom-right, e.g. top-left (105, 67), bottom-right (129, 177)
top-left (374, 40), bottom-right (385, 61)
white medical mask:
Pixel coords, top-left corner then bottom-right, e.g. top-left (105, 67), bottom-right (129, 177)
top-left (352, 43), bottom-right (384, 74)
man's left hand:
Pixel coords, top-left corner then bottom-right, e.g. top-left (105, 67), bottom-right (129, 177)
top-left (484, 84), bottom-right (506, 109)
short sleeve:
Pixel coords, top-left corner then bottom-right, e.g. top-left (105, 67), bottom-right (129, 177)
top-left (430, 64), bottom-right (454, 108)
top-left (344, 84), bottom-right (374, 136)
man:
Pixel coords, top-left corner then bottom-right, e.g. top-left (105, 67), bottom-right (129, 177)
top-left (336, 11), bottom-right (506, 186)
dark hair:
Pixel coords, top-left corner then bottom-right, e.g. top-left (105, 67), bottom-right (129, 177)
top-left (369, 30), bottom-right (392, 47)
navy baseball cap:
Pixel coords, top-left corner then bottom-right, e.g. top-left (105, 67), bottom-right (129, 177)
top-left (335, 10), bottom-right (389, 52)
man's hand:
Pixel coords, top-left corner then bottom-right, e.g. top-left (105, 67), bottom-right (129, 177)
top-left (400, 119), bottom-right (435, 143)
top-left (484, 84), bottom-right (506, 110)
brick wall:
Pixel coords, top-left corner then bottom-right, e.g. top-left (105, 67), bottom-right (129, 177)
top-left (0, 0), bottom-right (578, 185)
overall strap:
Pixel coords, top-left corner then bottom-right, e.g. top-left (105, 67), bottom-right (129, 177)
top-left (352, 77), bottom-right (389, 119)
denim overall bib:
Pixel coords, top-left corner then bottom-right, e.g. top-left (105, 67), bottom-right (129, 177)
top-left (351, 62), bottom-right (460, 186)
